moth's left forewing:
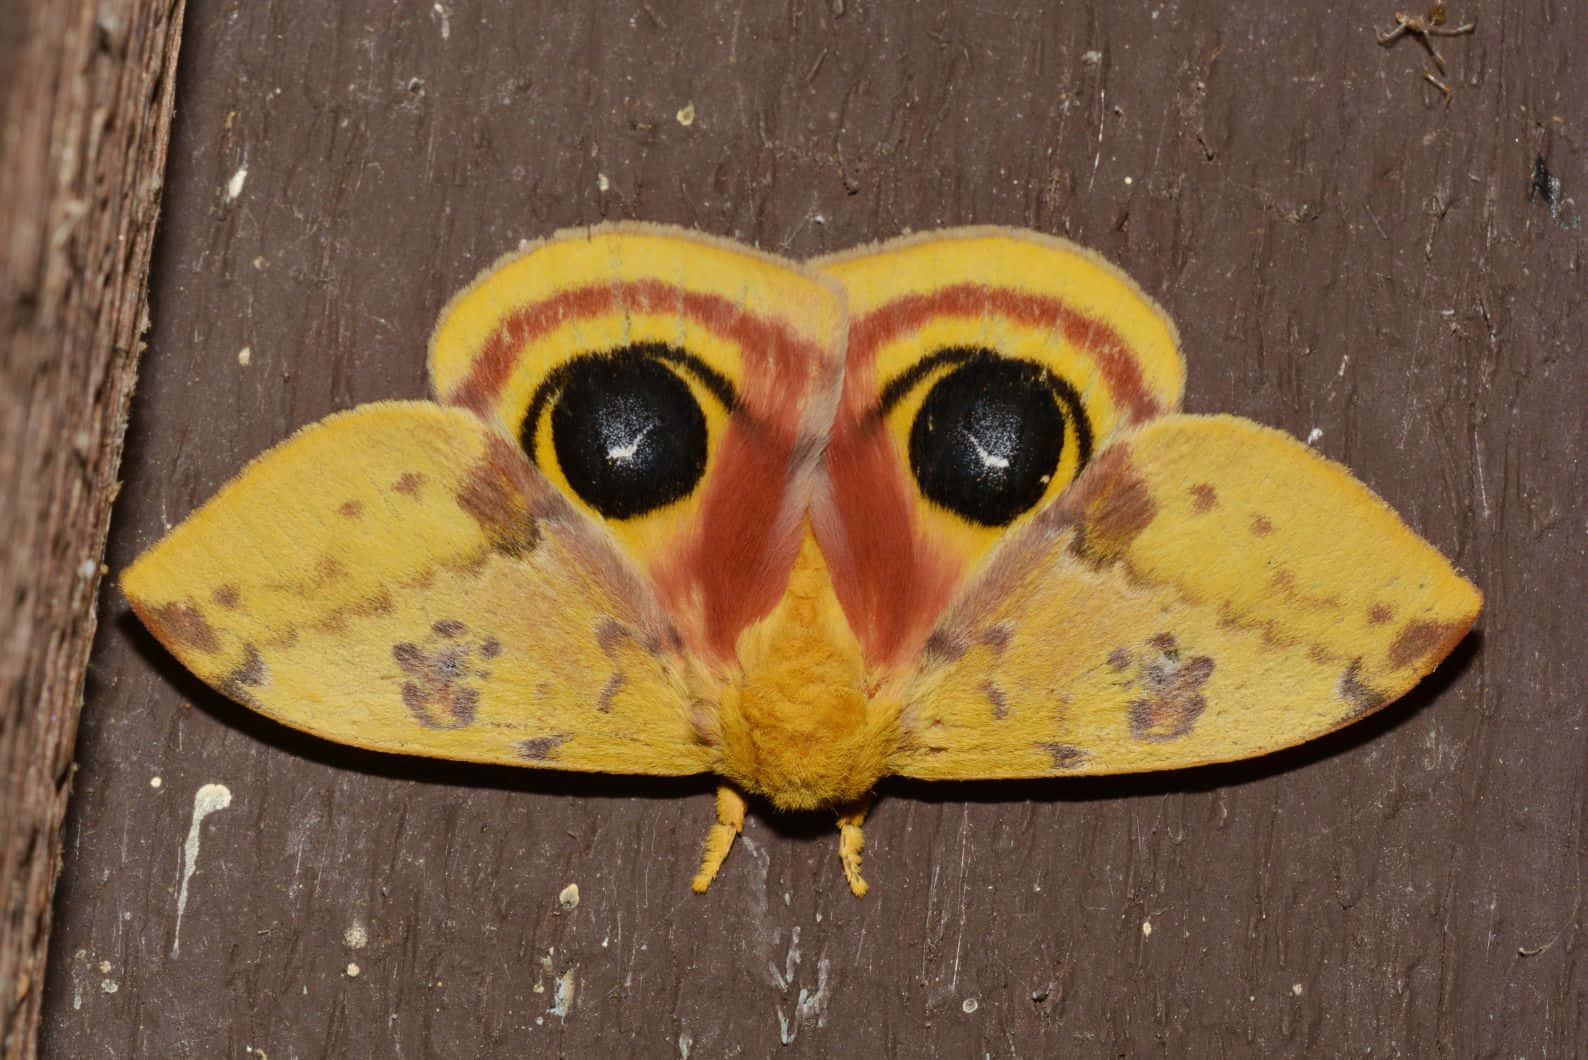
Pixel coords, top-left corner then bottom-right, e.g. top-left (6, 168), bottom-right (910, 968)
top-left (892, 414), bottom-right (1481, 779)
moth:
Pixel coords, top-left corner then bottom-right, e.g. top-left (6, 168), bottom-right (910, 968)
top-left (125, 224), bottom-right (1481, 896)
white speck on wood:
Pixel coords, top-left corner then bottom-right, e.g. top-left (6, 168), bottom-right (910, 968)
top-left (1142, 919), bottom-right (1153, 938)
top-left (237, 346), bottom-right (251, 366)
top-left (224, 166), bottom-right (247, 202)
top-left (344, 921), bottom-right (368, 949)
top-left (676, 102), bottom-right (696, 126)
top-left (346, 962), bottom-right (361, 977)
top-left (432, 2), bottom-right (450, 38)
top-left (1306, 427), bottom-right (1323, 445)
top-left (558, 882), bottom-right (580, 911)
top-left (171, 782), bottom-right (233, 957)
top-left (961, 996), bottom-right (979, 1014)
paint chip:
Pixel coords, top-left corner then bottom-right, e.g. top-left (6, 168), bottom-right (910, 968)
top-left (344, 922), bottom-right (368, 949)
top-left (597, 172), bottom-right (610, 192)
top-left (1081, 49), bottom-right (1102, 65)
top-left (961, 997), bottom-right (980, 1014)
top-left (237, 346), bottom-right (252, 367)
top-left (149, 776), bottom-right (162, 789)
top-left (676, 102), bottom-right (696, 126)
top-left (1292, 982), bottom-right (1304, 996)
top-left (225, 166), bottom-right (248, 202)
top-left (346, 962), bottom-right (361, 977)
top-left (1141, 919), bottom-right (1153, 937)
top-left (558, 882), bottom-right (580, 911)
top-left (100, 979), bottom-right (118, 994)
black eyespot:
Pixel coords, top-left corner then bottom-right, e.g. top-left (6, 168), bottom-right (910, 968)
top-left (532, 345), bottom-right (709, 519)
top-left (904, 348), bottom-right (1090, 527)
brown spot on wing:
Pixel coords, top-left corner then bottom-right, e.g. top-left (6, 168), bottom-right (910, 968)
top-left (1339, 659), bottom-right (1387, 719)
top-left (337, 500), bottom-right (363, 518)
top-left (147, 600), bottom-right (220, 655)
top-left (432, 619), bottom-right (466, 638)
top-left (922, 628), bottom-right (968, 664)
top-left (595, 672), bottom-right (626, 713)
top-left (315, 555), bottom-right (346, 581)
top-left (1368, 603), bottom-right (1394, 625)
top-left (979, 679), bottom-right (1009, 720)
top-left (392, 472), bottom-right (425, 497)
top-left (220, 644), bottom-right (269, 704)
top-left (1128, 634), bottom-right (1214, 741)
top-left (1069, 447), bottom-right (1156, 567)
top-left (518, 734), bottom-right (572, 761)
top-left (392, 630), bottom-right (489, 730)
top-left (211, 584), bottom-right (241, 609)
top-left (456, 434), bottom-right (541, 559)
top-left (1189, 483), bottom-right (1218, 512)
top-left (1389, 620), bottom-right (1462, 670)
top-left (1249, 514), bottom-right (1274, 537)
top-left (1039, 743), bottom-right (1090, 771)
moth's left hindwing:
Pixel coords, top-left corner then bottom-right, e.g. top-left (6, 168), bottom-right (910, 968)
top-left (431, 224), bottom-right (847, 663)
top-left (124, 226), bottom-right (847, 775)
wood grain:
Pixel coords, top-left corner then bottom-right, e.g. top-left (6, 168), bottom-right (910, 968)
top-left (44, 1), bottom-right (1585, 1055)
top-left (0, 1), bottom-right (184, 1056)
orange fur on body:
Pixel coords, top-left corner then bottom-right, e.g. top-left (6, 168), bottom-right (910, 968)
top-left (716, 532), bottom-right (899, 810)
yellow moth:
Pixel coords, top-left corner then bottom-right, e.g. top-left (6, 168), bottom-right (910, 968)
top-left (124, 224), bottom-right (1481, 896)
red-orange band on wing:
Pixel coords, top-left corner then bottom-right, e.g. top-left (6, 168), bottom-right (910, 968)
top-left (847, 284), bottom-right (1165, 425)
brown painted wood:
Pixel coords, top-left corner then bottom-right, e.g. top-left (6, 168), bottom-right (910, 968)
top-left (0, 1), bottom-right (184, 1055)
top-left (43, 1), bottom-right (1584, 1055)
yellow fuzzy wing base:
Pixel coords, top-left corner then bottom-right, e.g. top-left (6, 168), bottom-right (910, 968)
top-left (122, 402), bottom-right (717, 775)
top-left (892, 414), bottom-right (1481, 778)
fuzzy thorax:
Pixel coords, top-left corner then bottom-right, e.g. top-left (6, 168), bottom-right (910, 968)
top-left (717, 533), bottom-right (897, 810)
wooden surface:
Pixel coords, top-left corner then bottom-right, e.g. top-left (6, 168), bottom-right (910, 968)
top-left (43, 0), bottom-right (1585, 1055)
top-left (0, 1), bottom-right (184, 1055)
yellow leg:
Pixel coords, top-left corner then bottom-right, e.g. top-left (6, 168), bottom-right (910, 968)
top-left (691, 785), bottom-right (747, 893)
top-left (836, 798), bottom-right (871, 897)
